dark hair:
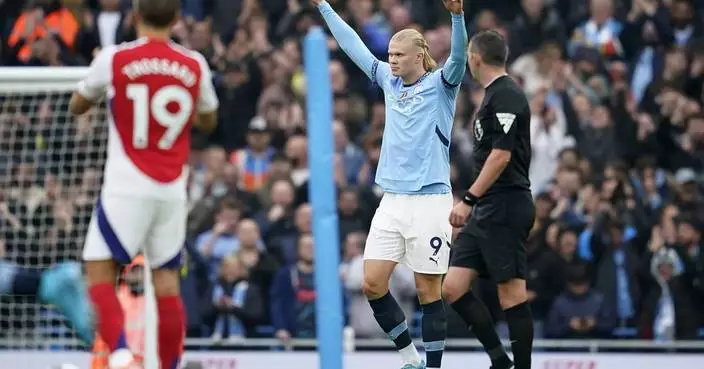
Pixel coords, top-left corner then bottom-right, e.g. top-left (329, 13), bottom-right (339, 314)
top-left (136, 0), bottom-right (180, 28)
top-left (470, 30), bottom-right (508, 67)
top-left (218, 197), bottom-right (242, 213)
top-left (566, 265), bottom-right (589, 285)
top-left (606, 215), bottom-right (624, 232)
top-left (672, 0), bottom-right (693, 7)
top-left (557, 226), bottom-right (577, 241)
top-left (271, 153), bottom-right (291, 163)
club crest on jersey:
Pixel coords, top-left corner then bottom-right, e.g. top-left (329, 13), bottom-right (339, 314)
top-left (474, 119), bottom-right (483, 141)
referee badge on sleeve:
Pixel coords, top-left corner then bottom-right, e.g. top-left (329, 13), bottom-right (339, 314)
top-left (496, 113), bottom-right (516, 134)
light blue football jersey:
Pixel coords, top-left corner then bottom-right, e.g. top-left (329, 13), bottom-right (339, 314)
top-left (318, 2), bottom-right (467, 194)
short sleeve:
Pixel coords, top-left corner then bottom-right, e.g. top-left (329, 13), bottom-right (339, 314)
top-left (75, 46), bottom-right (115, 102)
top-left (371, 60), bottom-right (392, 88)
top-left (195, 54), bottom-right (219, 113)
top-left (490, 89), bottom-right (524, 151)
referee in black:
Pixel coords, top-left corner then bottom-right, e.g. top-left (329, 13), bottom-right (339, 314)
top-left (443, 30), bottom-right (535, 369)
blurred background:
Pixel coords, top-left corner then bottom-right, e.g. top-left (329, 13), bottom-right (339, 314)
top-left (0, 0), bottom-right (702, 358)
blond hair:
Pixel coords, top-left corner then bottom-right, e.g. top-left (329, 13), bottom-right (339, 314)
top-left (391, 29), bottom-right (437, 71)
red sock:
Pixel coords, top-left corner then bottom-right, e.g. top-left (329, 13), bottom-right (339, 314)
top-left (89, 283), bottom-right (126, 352)
top-left (157, 296), bottom-right (185, 369)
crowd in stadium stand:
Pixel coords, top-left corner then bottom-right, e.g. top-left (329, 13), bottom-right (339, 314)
top-left (0, 0), bottom-right (703, 345)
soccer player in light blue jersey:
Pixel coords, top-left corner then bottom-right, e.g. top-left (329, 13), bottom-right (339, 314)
top-left (313, 1), bottom-right (467, 368)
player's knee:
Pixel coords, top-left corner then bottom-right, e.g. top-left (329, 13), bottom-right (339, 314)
top-left (441, 279), bottom-right (467, 304)
top-left (497, 279), bottom-right (527, 310)
top-left (362, 278), bottom-right (388, 299)
top-left (85, 260), bottom-right (119, 286)
top-left (152, 269), bottom-right (180, 297)
top-left (414, 274), bottom-right (442, 304)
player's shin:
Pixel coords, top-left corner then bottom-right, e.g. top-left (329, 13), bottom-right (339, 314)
top-left (420, 299), bottom-right (446, 369)
top-left (504, 302), bottom-right (533, 369)
top-left (89, 283), bottom-right (127, 351)
top-left (450, 292), bottom-right (511, 368)
top-left (368, 292), bottom-right (421, 366)
top-left (157, 295), bottom-right (185, 369)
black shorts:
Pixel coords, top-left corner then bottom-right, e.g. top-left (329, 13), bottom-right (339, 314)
top-left (450, 190), bottom-right (535, 283)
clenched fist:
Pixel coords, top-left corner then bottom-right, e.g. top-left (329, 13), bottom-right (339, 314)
top-left (443, 0), bottom-right (463, 14)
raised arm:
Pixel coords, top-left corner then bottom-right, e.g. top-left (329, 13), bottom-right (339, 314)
top-left (314, 0), bottom-right (379, 81)
top-left (441, 1), bottom-right (468, 86)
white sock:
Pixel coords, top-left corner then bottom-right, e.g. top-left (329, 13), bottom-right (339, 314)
top-left (399, 343), bottom-right (421, 365)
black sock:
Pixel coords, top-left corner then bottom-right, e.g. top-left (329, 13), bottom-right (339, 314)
top-left (504, 302), bottom-right (534, 369)
top-left (12, 268), bottom-right (42, 295)
top-left (420, 299), bottom-right (446, 368)
top-left (369, 292), bottom-right (412, 350)
top-left (451, 292), bottom-right (511, 367)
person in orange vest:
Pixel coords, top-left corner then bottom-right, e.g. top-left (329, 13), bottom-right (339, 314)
top-left (8, 0), bottom-right (79, 64)
top-left (91, 256), bottom-right (146, 369)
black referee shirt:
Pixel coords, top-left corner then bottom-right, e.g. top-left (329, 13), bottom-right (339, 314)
top-left (471, 75), bottom-right (532, 196)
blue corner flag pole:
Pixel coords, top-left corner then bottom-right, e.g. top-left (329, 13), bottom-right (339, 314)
top-left (304, 26), bottom-right (344, 369)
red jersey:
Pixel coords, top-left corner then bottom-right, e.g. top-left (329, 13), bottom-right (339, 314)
top-left (76, 38), bottom-right (218, 200)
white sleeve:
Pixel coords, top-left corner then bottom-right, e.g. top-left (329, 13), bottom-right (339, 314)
top-left (75, 46), bottom-right (115, 102)
top-left (196, 54), bottom-right (219, 113)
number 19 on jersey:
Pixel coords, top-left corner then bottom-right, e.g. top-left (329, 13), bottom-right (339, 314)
top-left (126, 83), bottom-right (194, 150)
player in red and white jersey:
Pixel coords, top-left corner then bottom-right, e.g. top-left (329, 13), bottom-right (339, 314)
top-left (68, 0), bottom-right (218, 368)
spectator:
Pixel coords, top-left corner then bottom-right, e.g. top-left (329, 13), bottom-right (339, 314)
top-left (569, 0), bottom-right (623, 58)
top-left (270, 233), bottom-right (318, 340)
top-left (188, 163), bottom-right (263, 238)
top-left (190, 21), bottom-right (221, 68)
top-left (209, 254), bottom-right (263, 341)
top-left (235, 219), bottom-right (279, 310)
top-left (285, 134), bottom-right (309, 188)
top-left (212, 57), bottom-right (263, 151)
top-left (195, 198), bottom-right (242, 280)
top-left (619, 0), bottom-right (674, 104)
top-left (668, 0), bottom-right (703, 47)
top-left (672, 168), bottom-right (704, 222)
top-left (528, 86), bottom-right (572, 193)
top-left (267, 202), bottom-right (311, 265)
top-left (77, 0), bottom-right (131, 62)
top-left (509, 0), bottom-right (566, 57)
top-left (337, 187), bottom-right (367, 243)
top-left (588, 215), bottom-right (643, 333)
top-left (254, 179), bottom-right (296, 247)
top-left (189, 145), bottom-right (228, 207)
top-left (222, 164), bottom-right (262, 216)
top-left (333, 120), bottom-right (364, 185)
top-left (528, 226), bottom-right (587, 329)
top-left (638, 226), bottom-right (697, 340)
top-left (546, 265), bottom-right (615, 338)
top-left (671, 216), bottom-right (704, 325)
top-left (180, 242), bottom-right (212, 338)
top-left (255, 154), bottom-right (293, 209)
top-left (230, 116), bottom-right (276, 193)
top-left (7, 0), bottom-right (79, 66)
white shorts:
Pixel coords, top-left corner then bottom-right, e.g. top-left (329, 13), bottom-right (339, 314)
top-left (364, 192), bottom-right (453, 274)
top-left (82, 194), bottom-right (186, 268)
